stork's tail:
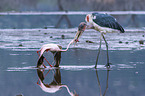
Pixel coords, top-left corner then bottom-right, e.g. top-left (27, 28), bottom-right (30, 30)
top-left (112, 21), bottom-right (125, 33)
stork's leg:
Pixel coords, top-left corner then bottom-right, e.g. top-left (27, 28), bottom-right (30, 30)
top-left (103, 69), bottom-right (110, 96)
top-left (95, 69), bottom-right (102, 95)
top-left (95, 36), bottom-right (102, 68)
top-left (101, 34), bottom-right (110, 67)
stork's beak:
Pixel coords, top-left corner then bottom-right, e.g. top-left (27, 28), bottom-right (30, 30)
top-left (74, 22), bottom-right (87, 44)
top-left (74, 30), bottom-right (83, 42)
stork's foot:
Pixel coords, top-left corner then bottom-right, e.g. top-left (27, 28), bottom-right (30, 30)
top-left (105, 63), bottom-right (111, 68)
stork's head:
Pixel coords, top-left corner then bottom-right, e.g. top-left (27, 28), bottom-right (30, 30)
top-left (74, 22), bottom-right (87, 43)
top-left (85, 14), bottom-right (93, 23)
top-left (85, 14), bottom-right (95, 29)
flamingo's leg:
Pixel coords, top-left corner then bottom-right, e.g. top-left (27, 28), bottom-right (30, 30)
top-left (37, 69), bottom-right (49, 85)
top-left (37, 78), bottom-right (41, 85)
top-left (37, 50), bottom-right (53, 67)
top-left (44, 58), bottom-right (53, 67)
top-left (44, 69), bottom-right (51, 78)
top-left (37, 50), bottom-right (47, 68)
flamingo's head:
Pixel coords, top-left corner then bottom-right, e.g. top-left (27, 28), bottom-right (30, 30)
top-left (74, 22), bottom-right (87, 43)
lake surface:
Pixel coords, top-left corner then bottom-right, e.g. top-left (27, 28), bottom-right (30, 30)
top-left (0, 48), bottom-right (145, 96)
top-left (0, 29), bottom-right (145, 96)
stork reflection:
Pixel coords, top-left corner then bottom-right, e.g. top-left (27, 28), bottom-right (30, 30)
top-left (95, 68), bottom-right (110, 96)
top-left (37, 68), bottom-right (78, 96)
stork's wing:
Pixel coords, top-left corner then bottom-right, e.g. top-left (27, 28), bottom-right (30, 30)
top-left (92, 13), bottom-right (125, 33)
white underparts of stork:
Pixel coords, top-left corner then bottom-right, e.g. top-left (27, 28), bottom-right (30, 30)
top-left (91, 21), bottom-right (121, 33)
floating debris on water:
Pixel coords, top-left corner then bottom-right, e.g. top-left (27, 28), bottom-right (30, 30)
top-left (61, 35), bottom-right (65, 39)
top-left (16, 93), bottom-right (23, 96)
top-left (50, 36), bottom-right (53, 38)
top-left (19, 44), bottom-right (23, 47)
top-left (139, 40), bottom-right (144, 45)
top-left (40, 41), bottom-right (44, 43)
top-left (86, 40), bottom-right (94, 43)
top-left (44, 33), bottom-right (47, 35)
top-left (44, 26), bottom-right (48, 29)
top-left (119, 41), bottom-right (123, 43)
top-left (125, 42), bottom-right (129, 44)
top-left (135, 72), bottom-right (139, 74)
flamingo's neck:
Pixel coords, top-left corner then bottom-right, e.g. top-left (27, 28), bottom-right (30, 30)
top-left (61, 85), bottom-right (74, 96)
top-left (61, 39), bottom-right (74, 52)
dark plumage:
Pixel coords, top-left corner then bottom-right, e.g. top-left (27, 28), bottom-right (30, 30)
top-left (92, 13), bottom-right (125, 33)
top-left (54, 52), bottom-right (61, 67)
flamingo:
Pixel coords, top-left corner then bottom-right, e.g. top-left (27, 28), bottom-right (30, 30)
top-left (37, 22), bottom-right (87, 68)
top-left (75, 13), bottom-right (125, 68)
top-left (37, 39), bottom-right (75, 68)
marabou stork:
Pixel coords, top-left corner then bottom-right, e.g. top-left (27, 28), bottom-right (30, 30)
top-left (75, 13), bottom-right (125, 68)
top-left (37, 39), bottom-right (75, 68)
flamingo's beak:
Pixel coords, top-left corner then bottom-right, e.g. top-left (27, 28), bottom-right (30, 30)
top-left (74, 22), bottom-right (87, 44)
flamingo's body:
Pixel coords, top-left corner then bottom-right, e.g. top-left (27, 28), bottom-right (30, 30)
top-left (37, 40), bottom-right (75, 68)
top-left (38, 44), bottom-right (62, 60)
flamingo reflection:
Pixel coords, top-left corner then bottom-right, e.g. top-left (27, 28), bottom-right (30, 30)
top-left (95, 68), bottom-right (110, 96)
top-left (37, 68), bottom-right (78, 96)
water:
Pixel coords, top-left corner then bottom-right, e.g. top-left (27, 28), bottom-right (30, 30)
top-left (0, 48), bottom-right (145, 96)
top-left (0, 28), bottom-right (145, 51)
top-left (0, 29), bottom-right (145, 96)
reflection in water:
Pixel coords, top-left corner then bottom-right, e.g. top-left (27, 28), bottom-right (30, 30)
top-left (96, 69), bottom-right (110, 96)
top-left (55, 0), bottom-right (72, 28)
top-left (37, 68), bottom-right (78, 96)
